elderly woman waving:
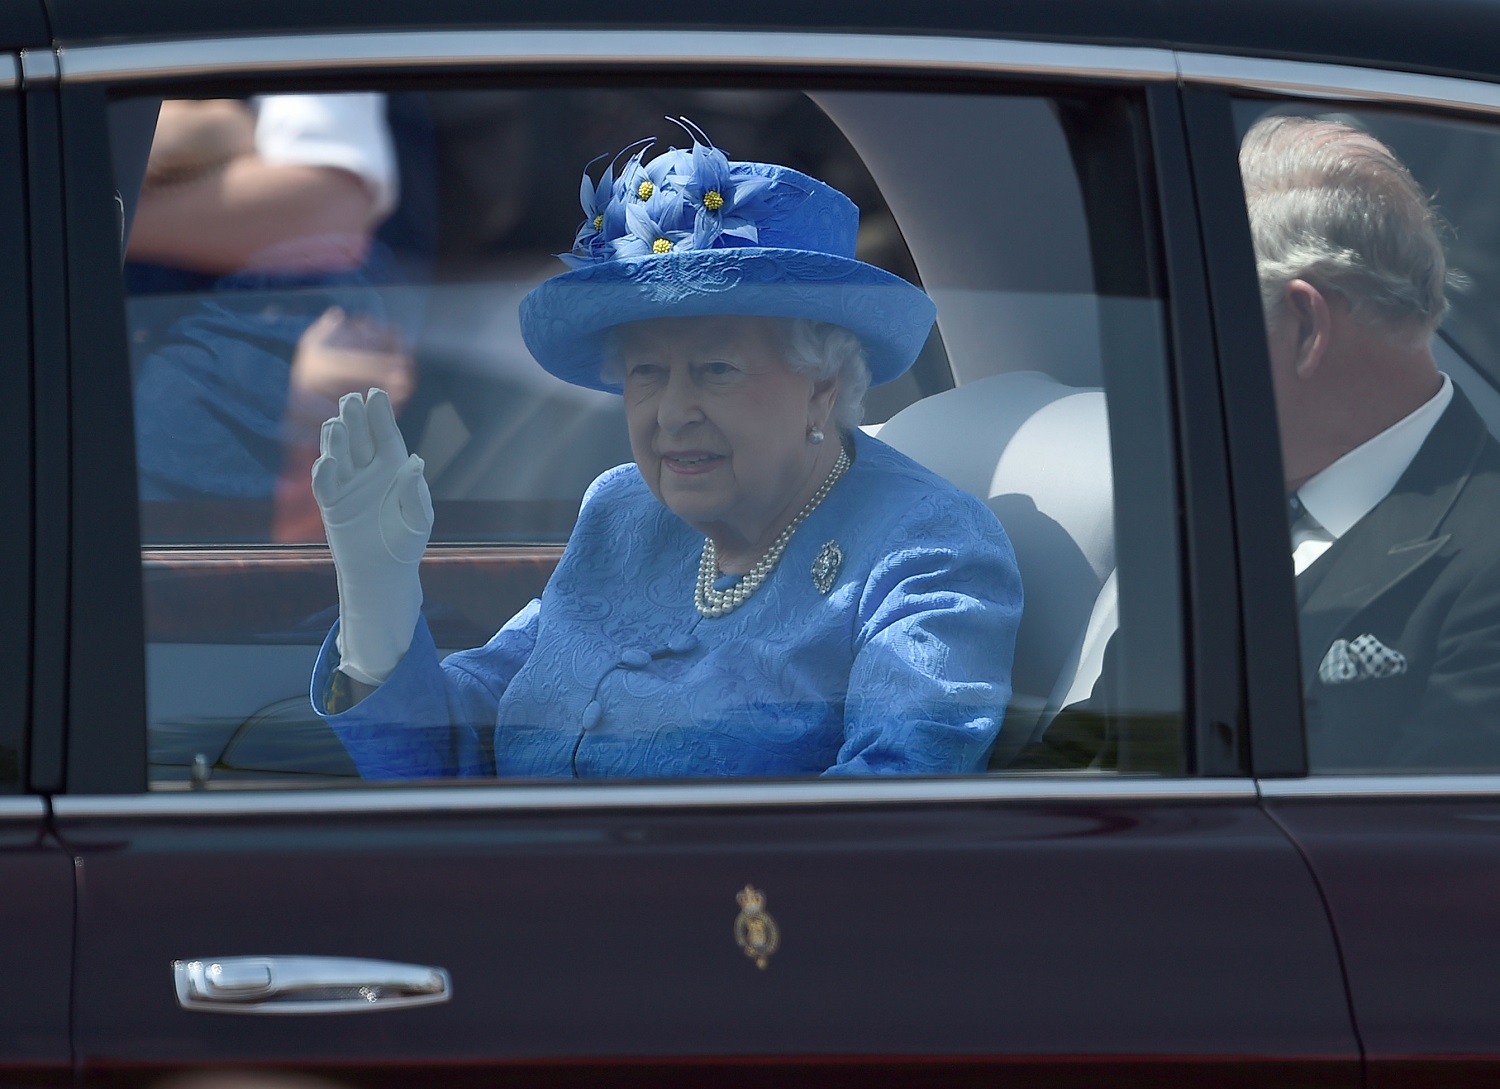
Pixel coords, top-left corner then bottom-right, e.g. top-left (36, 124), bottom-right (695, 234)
top-left (311, 131), bottom-right (1022, 779)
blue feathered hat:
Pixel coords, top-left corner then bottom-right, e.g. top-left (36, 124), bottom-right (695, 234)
top-left (519, 127), bottom-right (937, 392)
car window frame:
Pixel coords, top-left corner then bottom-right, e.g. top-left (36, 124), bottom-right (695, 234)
top-left (1176, 83), bottom-right (1308, 779)
top-left (14, 49), bottom-right (57, 796)
top-left (56, 30), bottom-right (1224, 797)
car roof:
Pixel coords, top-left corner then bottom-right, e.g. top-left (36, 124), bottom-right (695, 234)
top-left (22, 0), bottom-right (1500, 87)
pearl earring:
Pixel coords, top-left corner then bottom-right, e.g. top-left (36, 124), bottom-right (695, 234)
top-left (808, 427), bottom-right (825, 445)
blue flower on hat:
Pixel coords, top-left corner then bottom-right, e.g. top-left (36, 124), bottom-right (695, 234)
top-left (614, 197), bottom-right (695, 258)
top-left (562, 153), bottom-right (616, 268)
top-left (613, 144), bottom-right (687, 221)
top-left (665, 131), bottom-right (777, 248)
top-left (614, 145), bottom-right (652, 204)
top-left (561, 138), bottom-right (664, 268)
top-left (608, 146), bottom-right (696, 257)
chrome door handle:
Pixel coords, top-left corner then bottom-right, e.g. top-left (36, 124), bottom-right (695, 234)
top-left (173, 956), bottom-right (451, 1014)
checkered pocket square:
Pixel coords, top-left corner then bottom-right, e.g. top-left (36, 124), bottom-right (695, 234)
top-left (1318, 633), bottom-right (1408, 685)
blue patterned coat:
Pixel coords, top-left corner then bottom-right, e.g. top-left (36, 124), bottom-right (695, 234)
top-left (313, 430), bottom-right (1022, 779)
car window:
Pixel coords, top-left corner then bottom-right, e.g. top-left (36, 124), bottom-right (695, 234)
top-left (114, 81), bottom-right (1185, 787)
top-left (1233, 99), bottom-right (1500, 774)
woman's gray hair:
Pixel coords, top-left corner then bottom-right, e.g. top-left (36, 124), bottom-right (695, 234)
top-left (782, 318), bottom-right (870, 431)
top-left (598, 316), bottom-right (872, 429)
top-left (1239, 114), bottom-right (1454, 339)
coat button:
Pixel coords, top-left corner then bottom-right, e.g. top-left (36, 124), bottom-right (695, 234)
top-left (619, 648), bottom-right (652, 668)
top-left (581, 699), bottom-right (603, 729)
top-left (667, 635), bottom-right (698, 654)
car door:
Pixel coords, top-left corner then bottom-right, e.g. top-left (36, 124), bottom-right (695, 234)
top-left (49, 27), bottom-right (1358, 1087)
top-left (2, 29), bottom-right (83, 1089)
top-left (1189, 64), bottom-right (1500, 1089)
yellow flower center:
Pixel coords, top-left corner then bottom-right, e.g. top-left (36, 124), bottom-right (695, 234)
top-left (592, 214), bottom-right (603, 230)
top-left (703, 190), bottom-right (725, 211)
top-left (652, 238), bottom-right (672, 254)
top-left (637, 180), bottom-right (655, 200)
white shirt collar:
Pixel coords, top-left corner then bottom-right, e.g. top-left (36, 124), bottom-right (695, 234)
top-left (1295, 373), bottom-right (1452, 540)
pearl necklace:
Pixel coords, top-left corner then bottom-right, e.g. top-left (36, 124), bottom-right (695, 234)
top-left (694, 446), bottom-right (850, 618)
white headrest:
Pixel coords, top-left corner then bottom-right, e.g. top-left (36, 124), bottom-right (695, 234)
top-left (876, 371), bottom-right (1113, 580)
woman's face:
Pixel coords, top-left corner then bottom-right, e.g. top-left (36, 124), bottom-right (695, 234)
top-left (618, 314), bottom-right (838, 561)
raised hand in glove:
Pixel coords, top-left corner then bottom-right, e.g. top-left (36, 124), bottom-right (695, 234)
top-left (312, 388), bottom-right (433, 687)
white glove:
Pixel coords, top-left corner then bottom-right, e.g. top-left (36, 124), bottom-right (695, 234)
top-left (312, 388), bottom-right (433, 687)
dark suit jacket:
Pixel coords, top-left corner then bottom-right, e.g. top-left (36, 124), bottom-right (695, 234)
top-left (1026, 384), bottom-right (1500, 774)
top-left (1299, 386), bottom-right (1500, 771)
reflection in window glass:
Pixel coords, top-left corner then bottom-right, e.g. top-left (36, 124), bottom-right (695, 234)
top-left (117, 85), bottom-right (1183, 786)
top-left (1234, 101), bottom-right (1500, 773)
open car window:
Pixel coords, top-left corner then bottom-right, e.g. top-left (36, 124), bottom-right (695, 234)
top-left (114, 82), bottom-right (1186, 787)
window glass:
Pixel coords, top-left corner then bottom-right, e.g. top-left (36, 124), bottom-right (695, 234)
top-left (1234, 99), bottom-right (1500, 773)
top-left (115, 82), bottom-right (1183, 787)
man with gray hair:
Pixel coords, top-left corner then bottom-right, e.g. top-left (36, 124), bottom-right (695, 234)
top-left (1241, 114), bottom-right (1500, 770)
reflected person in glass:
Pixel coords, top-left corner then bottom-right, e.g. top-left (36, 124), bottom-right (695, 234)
top-left (128, 95), bottom-right (415, 541)
top-left (308, 129), bottom-right (1022, 779)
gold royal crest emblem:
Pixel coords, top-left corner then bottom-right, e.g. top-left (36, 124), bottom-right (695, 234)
top-left (733, 885), bottom-right (780, 969)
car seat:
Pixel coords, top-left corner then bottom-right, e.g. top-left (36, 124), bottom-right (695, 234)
top-left (872, 371), bottom-right (1115, 764)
